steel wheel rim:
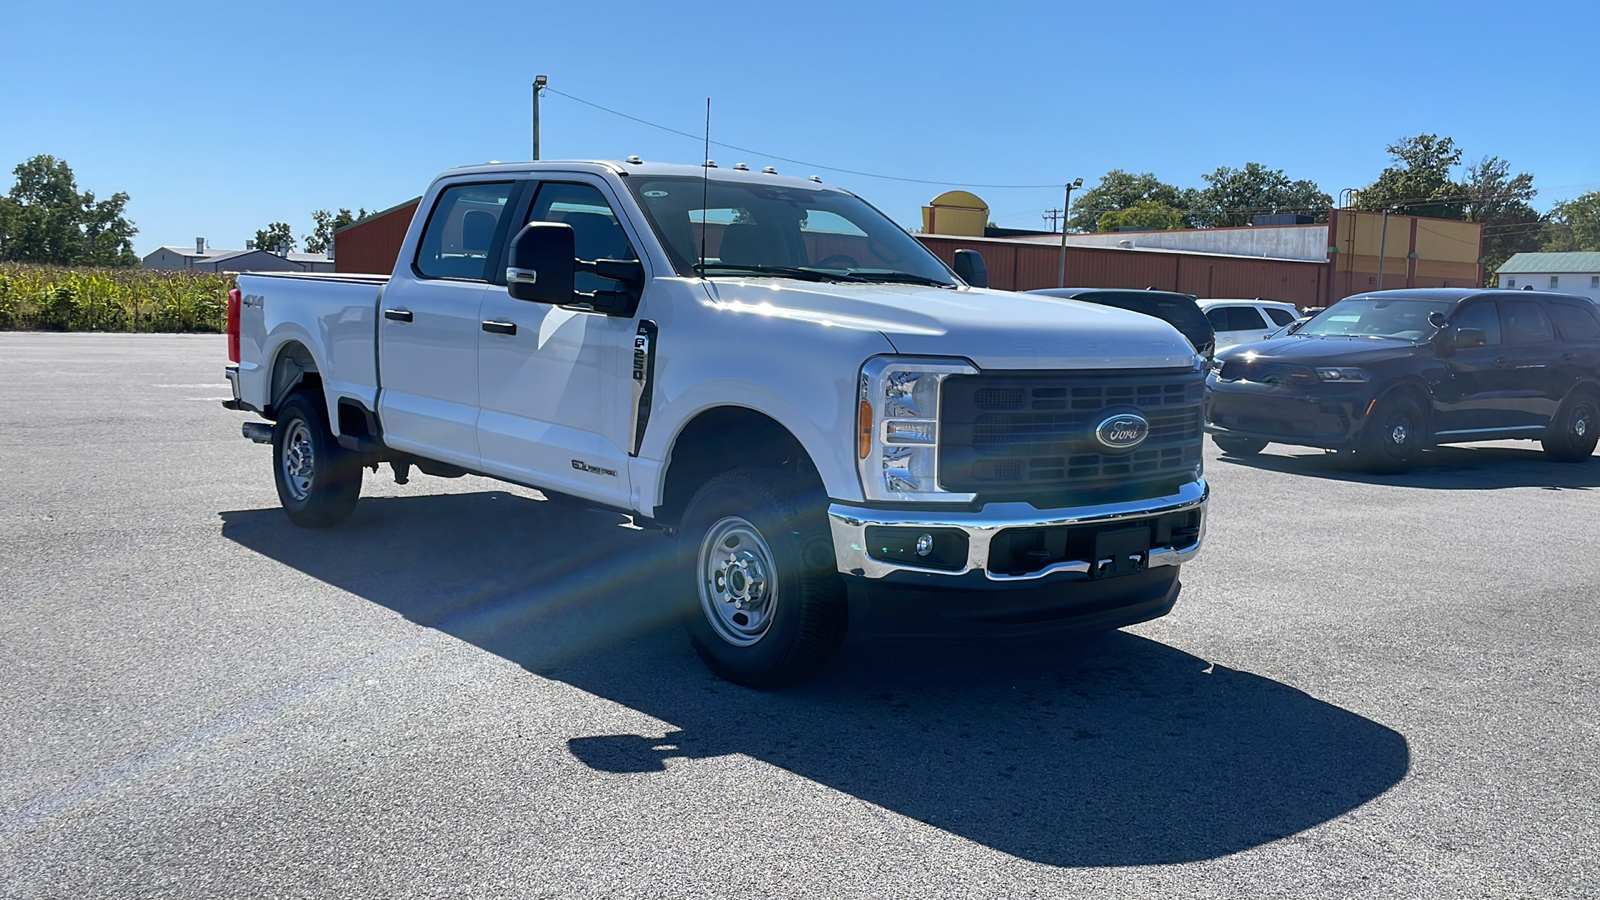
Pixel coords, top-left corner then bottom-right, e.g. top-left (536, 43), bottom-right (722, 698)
top-left (281, 420), bottom-right (315, 501)
top-left (698, 516), bottom-right (778, 647)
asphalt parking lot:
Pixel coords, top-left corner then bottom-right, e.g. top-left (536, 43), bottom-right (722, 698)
top-left (2, 332), bottom-right (1597, 899)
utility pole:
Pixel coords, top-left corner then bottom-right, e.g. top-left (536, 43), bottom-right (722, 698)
top-left (1042, 208), bottom-right (1063, 232)
top-left (1057, 177), bottom-right (1083, 287)
top-left (532, 75), bottom-right (548, 160)
top-left (1376, 208), bottom-right (1391, 290)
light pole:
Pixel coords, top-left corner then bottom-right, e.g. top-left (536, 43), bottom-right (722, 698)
top-left (532, 75), bottom-right (548, 160)
top-left (1057, 177), bottom-right (1083, 287)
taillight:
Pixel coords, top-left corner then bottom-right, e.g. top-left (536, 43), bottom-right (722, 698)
top-left (226, 287), bottom-right (241, 363)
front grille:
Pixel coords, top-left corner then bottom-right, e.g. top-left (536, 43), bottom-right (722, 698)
top-left (939, 369), bottom-right (1204, 501)
top-left (1218, 359), bottom-right (1318, 387)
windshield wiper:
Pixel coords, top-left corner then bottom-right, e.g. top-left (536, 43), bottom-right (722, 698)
top-left (834, 271), bottom-right (955, 288)
top-left (693, 264), bottom-right (841, 283)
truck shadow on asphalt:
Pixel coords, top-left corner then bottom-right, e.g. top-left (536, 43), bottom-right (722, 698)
top-left (220, 490), bottom-right (1409, 869)
top-left (1218, 444), bottom-right (1600, 490)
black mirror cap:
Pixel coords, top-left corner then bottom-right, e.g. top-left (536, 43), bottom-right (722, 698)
top-left (1428, 311), bottom-right (1448, 329)
top-left (952, 249), bottom-right (989, 288)
top-left (1455, 327), bottom-right (1488, 349)
top-left (506, 222), bottom-right (577, 304)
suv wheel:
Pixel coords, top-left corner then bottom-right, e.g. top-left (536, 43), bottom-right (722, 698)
top-left (1359, 393), bottom-right (1426, 473)
top-left (679, 470), bottom-right (847, 688)
top-left (1543, 391), bottom-right (1600, 462)
top-left (1212, 435), bottom-right (1267, 456)
top-left (272, 391), bottom-right (362, 528)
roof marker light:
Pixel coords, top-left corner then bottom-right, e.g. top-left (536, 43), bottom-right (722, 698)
top-left (809, 175), bottom-right (823, 183)
top-left (704, 159), bottom-right (718, 168)
top-left (625, 155), bottom-right (643, 164)
top-left (762, 167), bottom-right (778, 174)
top-left (733, 162), bottom-right (749, 171)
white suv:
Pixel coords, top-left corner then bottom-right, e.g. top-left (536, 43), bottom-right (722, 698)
top-left (1197, 299), bottom-right (1302, 352)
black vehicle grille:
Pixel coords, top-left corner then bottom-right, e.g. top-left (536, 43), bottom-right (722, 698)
top-left (939, 369), bottom-right (1204, 501)
top-left (1217, 359), bottom-right (1318, 386)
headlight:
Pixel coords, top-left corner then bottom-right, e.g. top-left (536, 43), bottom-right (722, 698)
top-left (1316, 367), bottom-right (1370, 383)
top-left (857, 357), bottom-right (978, 502)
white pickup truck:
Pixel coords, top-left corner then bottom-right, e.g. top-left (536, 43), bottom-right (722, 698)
top-left (224, 159), bottom-right (1208, 686)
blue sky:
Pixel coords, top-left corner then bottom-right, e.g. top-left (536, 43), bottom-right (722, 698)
top-left (4, 0), bottom-right (1598, 256)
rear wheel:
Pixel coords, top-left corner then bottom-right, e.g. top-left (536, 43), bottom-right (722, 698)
top-left (1212, 435), bottom-right (1267, 456)
top-left (1358, 393), bottom-right (1427, 473)
top-left (679, 470), bottom-right (846, 688)
top-left (272, 392), bottom-right (362, 528)
top-left (1542, 391), bottom-right (1599, 462)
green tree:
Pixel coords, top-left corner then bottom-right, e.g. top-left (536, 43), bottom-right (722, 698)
top-left (1069, 170), bottom-right (1194, 233)
top-left (0, 155), bottom-right (138, 266)
top-left (1355, 134), bottom-right (1465, 219)
top-left (253, 222), bottom-right (296, 254)
top-left (1544, 191), bottom-right (1600, 251)
top-left (1098, 201), bottom-right (1187, 232)
top-left (1193, 162), bottom-right (1331, 227)
top-left (303, 207), bottom-right (372, 254)
top-left (1460, 156), bottom-right (1542, 278)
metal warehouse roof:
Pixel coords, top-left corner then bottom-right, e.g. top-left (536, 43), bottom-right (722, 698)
top-left (1496, 252), bottom-right (1600, 274)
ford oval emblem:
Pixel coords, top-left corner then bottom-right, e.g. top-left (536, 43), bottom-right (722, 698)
top-left (1095, 412), bottom-right (1150, 451)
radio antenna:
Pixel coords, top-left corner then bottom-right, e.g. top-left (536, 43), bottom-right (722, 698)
top-left (699, 98), bottom-right (710, 274)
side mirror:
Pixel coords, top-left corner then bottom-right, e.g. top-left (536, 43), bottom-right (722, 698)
top-left (953, 249), bottom-right (988, 288)
top-left (506, 222), bottom-right (646, 317)
top-left (506, 222), bottom-right (576, 305)
top-left (1427, 311), bottom-right (1448, 329)
top-left (1455, 327), bottom-right (1488, 349)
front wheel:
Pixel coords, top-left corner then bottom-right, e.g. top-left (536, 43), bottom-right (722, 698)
top-left (272, 392), bottom-right (362, 528)
top-left (679, 470), bottom-right (847, 688)
top-left (1212, 434), bottom-right (1267, 456)
top-left (1358, 393), bottom-right (1427, 473)
top-left (1543, 392), bottom-right (1599, 462)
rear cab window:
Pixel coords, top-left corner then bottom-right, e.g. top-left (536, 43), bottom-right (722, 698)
top-left (414, 182), bottom-right (515, 281)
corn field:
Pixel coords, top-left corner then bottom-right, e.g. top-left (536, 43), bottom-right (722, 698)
top-left (0, 263), bottom-right (232, 333)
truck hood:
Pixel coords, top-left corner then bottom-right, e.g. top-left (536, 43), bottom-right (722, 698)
top-left (702, 280), bottom-right (1197, 370)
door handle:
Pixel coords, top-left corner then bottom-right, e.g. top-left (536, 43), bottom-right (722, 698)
top-left (482, 320), bottom-right (517, 336)
top-left (383, 308), bottom-right (413, 322)
top-left (1494, 357), bottom-right (1510, 368)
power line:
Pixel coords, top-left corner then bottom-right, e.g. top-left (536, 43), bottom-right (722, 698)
top-left (545, 88), bottom-right (1062, 189)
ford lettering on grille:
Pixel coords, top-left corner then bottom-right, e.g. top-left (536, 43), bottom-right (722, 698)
top-left (1095, 413), bottom-right (1150, 450)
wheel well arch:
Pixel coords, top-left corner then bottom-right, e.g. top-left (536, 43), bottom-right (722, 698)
top-left (266, 340), bottom-right (321, 418)
top-left (656, 406), bottom-right (818, 529)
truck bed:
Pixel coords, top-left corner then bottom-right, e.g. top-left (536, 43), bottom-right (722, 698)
top-left (235, 271), bottom-right (389, 419)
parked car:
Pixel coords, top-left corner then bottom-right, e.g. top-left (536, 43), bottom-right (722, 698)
top-left (1027, 288), bottom-right (1215, 358)
top-left (222, 159), bottom-right (1210, 687)
top-left (1197, 299), bottom-right (1302, 352)
top-left (1204, 288), bottom-right (1600, 470)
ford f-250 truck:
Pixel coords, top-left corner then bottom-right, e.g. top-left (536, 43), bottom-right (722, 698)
top-left (223, 159), bottom-right (1208, 686)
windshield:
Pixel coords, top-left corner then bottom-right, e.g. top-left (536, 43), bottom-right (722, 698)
top-left (626, 176), bottom-right (957, 286)
top-left (1297, 297), bottom-right (1454, 341)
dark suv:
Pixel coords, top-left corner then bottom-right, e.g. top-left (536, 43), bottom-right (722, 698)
top-left (1204, 288), bottom-right (1600, 470)
top-left (1028, 288), bottom-right (1215, 358)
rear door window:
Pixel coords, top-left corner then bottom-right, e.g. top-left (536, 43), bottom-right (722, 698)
top-left (1264, 307), bottom-right (1298, 327)
top-left (1503, 300), bottom-right (1555, 345)
top-left (1214, 306), bottom-right (1268, 331)
top-left (1454, 302), bottom-right (1501, 345)
top-left (414, 182), bottom-right (515, 281)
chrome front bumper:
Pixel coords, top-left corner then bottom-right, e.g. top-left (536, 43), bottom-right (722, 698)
top-left (827, 479), bottom-right (1207, 581)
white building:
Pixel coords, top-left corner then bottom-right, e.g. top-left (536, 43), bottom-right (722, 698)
top-left (1497, 252), bottom-right (1600, 301)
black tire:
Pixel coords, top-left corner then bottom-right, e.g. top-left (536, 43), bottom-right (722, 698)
top-left (678, 469), bottom-right (847, 689)
top-left (272, 392), bottom-right (362, 528)
top-left (1358, 392), bottom-right (1427, 473)
top-left (1542, 390), bottom-right (1600, 462)
top-left (1212, 434), bottom-right (1267, 456)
